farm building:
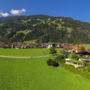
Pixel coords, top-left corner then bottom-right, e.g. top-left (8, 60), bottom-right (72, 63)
top-left (65, 58), bottom-right (83, 68)
top-left (62, 44), bottom-right (86, 53)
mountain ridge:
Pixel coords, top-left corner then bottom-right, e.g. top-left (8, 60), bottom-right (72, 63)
top-left (0, 15), bottom-right (90, 44)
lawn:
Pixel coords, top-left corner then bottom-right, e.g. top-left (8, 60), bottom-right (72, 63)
top-left (83, 44), bottom-right (90, 49)
top-left (0, 48), bottom-right (60, 57)
top-left (0, 48), bottom-right (50, 57)
top-left (0, 57), bottom-right (90, 90)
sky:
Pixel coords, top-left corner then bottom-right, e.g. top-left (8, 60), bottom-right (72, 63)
top-left (0, 0), bottom-right (90, 22)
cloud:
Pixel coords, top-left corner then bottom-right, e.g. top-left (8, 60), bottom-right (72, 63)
top-left (0, 12), bottom-right (9, 17)
top-left (10, 9), bottom-right (26, 15)
top-left (0, 9), bottom-right (26, 17)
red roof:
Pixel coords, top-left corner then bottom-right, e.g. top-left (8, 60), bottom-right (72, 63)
top-left (63, 45), bottom-right (82, 50)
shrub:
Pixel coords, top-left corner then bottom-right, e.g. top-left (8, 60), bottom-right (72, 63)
top-left (86, 63), bottom-right (90, 72)
top-left (68, 53), bottom-right (79, 60)
top-left (72, 53), bottom-right (79, 60)
top-left (47, 59), bottom-right (54, 65)
top-left (49, 47), bottom-right (57, 55)
top-left (47, 59), bottom-right (59, 67)
top-left (55, 55), bottom-right (65, 63)
top-left (60, 49), bottom-right (68, 58)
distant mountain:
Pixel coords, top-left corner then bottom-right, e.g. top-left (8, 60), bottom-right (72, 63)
top-left (0, 15), bottom-right (90, 44)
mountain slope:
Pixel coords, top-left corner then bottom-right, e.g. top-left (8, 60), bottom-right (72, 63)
top-left (0, 15), bottom-right (90, 43)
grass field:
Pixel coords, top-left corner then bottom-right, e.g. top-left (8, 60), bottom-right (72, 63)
top-left (0, 57), bottom-right (90, 90)
top-left (0, 48), bottom-right (60, 57)
top-left (0, 48), bottom-right (50, 57)
top-left (83, 44), bottom-right (90, 49)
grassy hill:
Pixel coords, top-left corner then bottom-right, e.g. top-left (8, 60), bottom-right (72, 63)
top-left (0, 57), bottom-right (90, 90)
top-left (0, 15), bottom-right (90, 43)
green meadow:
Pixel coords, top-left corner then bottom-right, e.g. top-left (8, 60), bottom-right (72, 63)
top-left (0, 57), bottom-right (90, 90)
top-left (0, 48), bottom-right (60, 57)
top-left (0, 48), bottom-right (90, 90)
top-left (0, 48), bottom-right (50, 57)
top-left (84, 44), bottom-right (90, 49)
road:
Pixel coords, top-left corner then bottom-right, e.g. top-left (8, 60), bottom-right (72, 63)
top-left (0, 55), bottom-right (53, 58)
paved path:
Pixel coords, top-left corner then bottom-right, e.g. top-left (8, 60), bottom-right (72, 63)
top-left (0, 55), bottom-right (53, 58)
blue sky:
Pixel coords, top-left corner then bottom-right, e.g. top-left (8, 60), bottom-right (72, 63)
top-left (0, 0), bottom-right (90, 22)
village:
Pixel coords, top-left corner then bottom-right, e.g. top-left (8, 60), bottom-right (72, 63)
top-left (0, 43), bottom-right (59, 49)
top-left (63, 45), bottom-right (90, 68)
top-left (0, 43), bottom-right (90, 68)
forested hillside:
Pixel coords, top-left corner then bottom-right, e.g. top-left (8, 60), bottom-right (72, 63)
top-left (0, 15), bottom-right (90, 43)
